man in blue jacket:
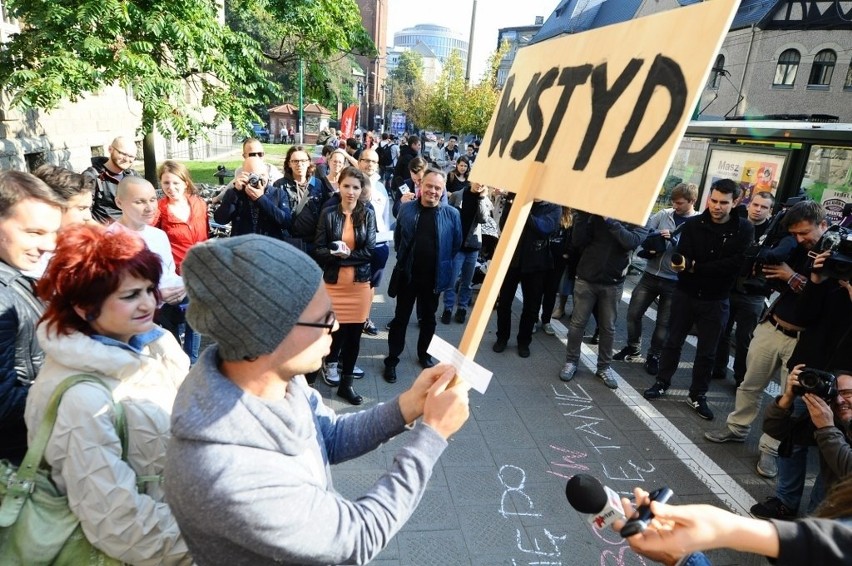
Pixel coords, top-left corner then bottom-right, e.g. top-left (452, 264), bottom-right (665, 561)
top-left (384, 168), bottom-right (462, 383)
top-left (559, 212), bottom-right (647, 389)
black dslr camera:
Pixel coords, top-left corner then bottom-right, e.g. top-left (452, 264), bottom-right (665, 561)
top-left (792, 368), bottom-right (837, 401)
top-left (810, 225), bottom-right (852, 280)
top-left (246, 173), bottom-right (263, 188)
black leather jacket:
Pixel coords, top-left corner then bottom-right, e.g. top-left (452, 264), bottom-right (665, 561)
top-left (0, 261), bottom-right (45, 462)
top-left (314, 205), bottom-right (376, 284)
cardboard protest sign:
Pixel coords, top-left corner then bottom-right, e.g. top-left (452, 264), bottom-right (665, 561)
top-left (450, 1), bottom-right (740, 365)
top-left (470, 0), bottom-right (740, 226)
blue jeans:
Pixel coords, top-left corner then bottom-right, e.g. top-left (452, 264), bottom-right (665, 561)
top-left (444, 249), bottom-right (478, 311)
top-left (775, 398), bottom-right (826, 513)
top-left (625, 272), bottom-right (676, 356)
top-left (564, 278), bottom-right (623, 370)
top-left (656, 288), bottom-right (729, 397)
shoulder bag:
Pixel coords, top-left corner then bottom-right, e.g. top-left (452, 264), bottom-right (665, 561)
top-left (0, 374), bottom-right (128, 566)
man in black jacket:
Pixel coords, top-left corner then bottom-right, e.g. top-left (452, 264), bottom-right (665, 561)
top-left (493, 199), bottom-right (561, 358)
top-left (644, 179), bottom-right (754, 420)
top-left (83, 136), bottom-right (139, 223)
top-left (0, 171), bottom-right (63, 463)
top-left (559, 212), bottom-right (646, 388)
top-left (391, 135), bottom-right (421, 191)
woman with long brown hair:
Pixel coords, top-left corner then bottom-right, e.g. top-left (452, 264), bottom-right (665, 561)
top-left (314, 167), bottom-right (376, 404)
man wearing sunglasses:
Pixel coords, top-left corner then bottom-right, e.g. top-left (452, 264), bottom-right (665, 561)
top-left (168, 234), bottom-right (470, 566)
top-left (83, 136), bottom-right (140, 224)
top-left (211, 139), bottom-right (283, 205)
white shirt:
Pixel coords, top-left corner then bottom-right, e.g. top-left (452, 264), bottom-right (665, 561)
top-left (369, 173), bottom-right (393, 242)
top-left (107, 223), bottom-right (184, 289)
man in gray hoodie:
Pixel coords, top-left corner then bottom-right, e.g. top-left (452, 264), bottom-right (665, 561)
top-left (166, 235), bottom-right (469, 566)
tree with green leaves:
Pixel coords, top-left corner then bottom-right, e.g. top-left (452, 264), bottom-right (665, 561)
top-left (388, 50), bottom-right (427, 125)
top-left (226, 0), bottom-right (375, 114)
top-left (0, 0), bottom-right (279, 181)
top-left (458, 41), bottom-right (510, 137)
top-left (422, 51), bottom-right (467, 134)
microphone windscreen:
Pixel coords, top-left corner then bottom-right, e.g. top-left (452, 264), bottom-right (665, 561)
top-left (565, 474), bottom-right (607, 514)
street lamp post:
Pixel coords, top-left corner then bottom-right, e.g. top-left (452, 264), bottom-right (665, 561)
top-left (380, 84), bottom-right (386, 134)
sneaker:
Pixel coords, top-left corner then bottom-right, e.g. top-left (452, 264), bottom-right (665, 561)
top-left (441, 308), bottom-right (452, 324)
top-left (756, 451), bottom-right (778, 479)
top-left (643, 381), bottom-right (668, 400)
top-left (352, 365), bottom-right (365, 380)
top-left (552, 305), bottom-right (564, 319)
top-left (323, 362), bottom-right (340, 386)
top-left (750, 497), bottom-right (796, 521)
top-left (362, 319), bottom-right (378, 336)
top-left (685, 395), bottom-right (714, 420)
top-left (613, 345), bottom-right (642, 361)
top-left (595, 368), bottom-right (618, 389)
top-left (559, 362), bottom-right (578, 382)
top-left (454, 308), bottom-right (467, 323)
top-left (704, 428), bottom-right (746, 443)
top-left (643, 354), bottom-right (660, 376)
top-left (542, 322), bottom-right (555, 335)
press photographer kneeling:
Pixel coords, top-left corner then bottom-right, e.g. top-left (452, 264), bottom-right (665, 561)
top-left (761, 364), bottom-right (852, 516)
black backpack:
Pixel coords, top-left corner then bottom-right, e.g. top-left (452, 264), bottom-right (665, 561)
top-left (377, 143), bottom-right (394, 167)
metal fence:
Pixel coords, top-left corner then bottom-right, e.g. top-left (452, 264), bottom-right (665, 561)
top-left (164, 128), bottom-right (242, 161)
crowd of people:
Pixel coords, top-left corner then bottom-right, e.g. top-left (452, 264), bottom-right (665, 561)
top-left (1, 130), bottom-right (850, 565)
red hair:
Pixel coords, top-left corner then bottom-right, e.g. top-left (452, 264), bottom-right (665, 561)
top-left (38, 224), bottom-right (163, 336)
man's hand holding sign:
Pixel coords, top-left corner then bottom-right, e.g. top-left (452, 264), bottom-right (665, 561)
top-left (426, 0), bottom-right (742, 388)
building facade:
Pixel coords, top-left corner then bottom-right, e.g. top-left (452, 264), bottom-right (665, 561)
top-left (354, 0), bottom-right (388, 131)
top-left (496, 18), bottom-right (544, 89)
top-left (532, 0), bottom-right (852, 122)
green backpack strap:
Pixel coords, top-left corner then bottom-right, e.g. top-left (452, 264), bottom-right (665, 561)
top-left (0, 374), bottom-right (127, 527)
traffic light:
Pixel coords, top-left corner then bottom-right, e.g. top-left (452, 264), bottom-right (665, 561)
top-left (357, 81), bottom-right (364, 97)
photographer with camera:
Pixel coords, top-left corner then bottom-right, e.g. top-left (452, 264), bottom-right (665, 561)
top-left (705, 200), bottom-right (831, 480)
top-left (213, 156), bottom-right (291, 239)
top-left (751, 365), bottom-right (852, 520)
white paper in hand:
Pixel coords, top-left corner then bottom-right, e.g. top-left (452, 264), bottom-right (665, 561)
top-left (427, 335), bottom-right (493, 394)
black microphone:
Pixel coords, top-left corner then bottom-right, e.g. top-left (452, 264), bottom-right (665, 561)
top-left (565, 474), bottom-right (626, 530)
top-left (619, 487), bottom-right (674, 537)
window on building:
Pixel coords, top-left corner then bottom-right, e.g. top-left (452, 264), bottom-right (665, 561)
top-left (808, 49), bottom-right (836, 87)
top-left (845, 61), bottom-right (852, 90)
top-left (24, 151), bottom-right (46, 172)
top-left (709, 54), bottom-right (725, 89)
top-left (773, 49), bottom-right (799, 87)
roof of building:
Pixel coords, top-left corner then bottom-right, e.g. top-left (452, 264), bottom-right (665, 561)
top-left (269, 103), bottom-right (331, 116)
top-left (531, 0), bottom-right (783, 44)
top-left (531, 0), bottom-right (644, 44)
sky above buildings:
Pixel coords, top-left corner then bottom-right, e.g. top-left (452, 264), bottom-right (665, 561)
top-left (386, 0), bottom-right (561, 81)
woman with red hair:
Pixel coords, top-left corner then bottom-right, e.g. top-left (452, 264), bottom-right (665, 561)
top-left (24, 224), bottom-right (192, 565)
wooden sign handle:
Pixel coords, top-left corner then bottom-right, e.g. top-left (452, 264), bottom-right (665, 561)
top-left (457, 163), bottom-right (546, 366)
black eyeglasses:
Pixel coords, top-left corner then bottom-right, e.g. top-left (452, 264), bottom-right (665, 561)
top-left (295, 310), bottom-right (337, 333)
top-left (247, 151), bottom-right (265, 158)
top-left (111, 147), bottom-right (136, 160)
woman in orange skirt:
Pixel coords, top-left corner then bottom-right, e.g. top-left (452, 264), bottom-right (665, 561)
top-left (314, 167), bottom-right (376, 404)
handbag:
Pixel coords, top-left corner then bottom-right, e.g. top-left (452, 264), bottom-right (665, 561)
top-left (0, 374), bottom-right (126, 566)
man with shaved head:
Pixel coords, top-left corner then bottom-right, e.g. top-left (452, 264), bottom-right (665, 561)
top-left (84, 135), bottom-right (140, 223)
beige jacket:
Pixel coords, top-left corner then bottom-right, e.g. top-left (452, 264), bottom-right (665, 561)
top-left (25, 323), bottom-right (192, 565)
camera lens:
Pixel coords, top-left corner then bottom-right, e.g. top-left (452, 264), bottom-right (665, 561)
top-left (799, 371), bottom-right (820, 389)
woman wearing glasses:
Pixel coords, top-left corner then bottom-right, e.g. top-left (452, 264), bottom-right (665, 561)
top-left (24, 224), bottom-right (191, 564)
top-left (314, 167), bottom-right (376, 405)
top-left (275, 145), bottom-right (334, 254)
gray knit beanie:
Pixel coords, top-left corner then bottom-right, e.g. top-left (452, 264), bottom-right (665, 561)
top-left (181, 235), bottom-right (323, 361)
